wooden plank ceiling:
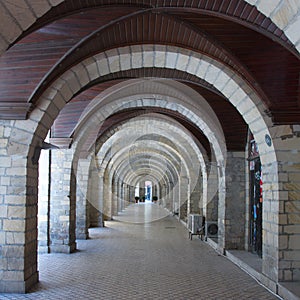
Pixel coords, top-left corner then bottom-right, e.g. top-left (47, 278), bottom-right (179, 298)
top-left (0, 0), bottom-right (299, 154)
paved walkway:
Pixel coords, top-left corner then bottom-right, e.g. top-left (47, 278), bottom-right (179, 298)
top-left (1, 203), bottom-right (279, 300)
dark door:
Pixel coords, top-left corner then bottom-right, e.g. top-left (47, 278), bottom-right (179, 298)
top-left (249, 158), bottom-right (263, 257)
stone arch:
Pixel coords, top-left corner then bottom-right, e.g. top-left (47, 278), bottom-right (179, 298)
top-left (73, 78), bottom-right (224, 142)
top-left (29, 44), bottom-right (277, 236)
top-left (51, 46), bottom-right (278, 259)
top-left (50, 45), bottom-right (271, 162)
top-left (2, 43), bottom-right (283, 292)
top-left (95, 116), bottom-right (205, 218)
top-left (0, 2), bottom-right (299, 294)
top-left (1, 1), bottom-right (299, 55)
top-left (104, 147), bottom-right (180, 218)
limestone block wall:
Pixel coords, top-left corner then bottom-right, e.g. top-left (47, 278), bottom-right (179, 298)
top-left (88, 156), bottom-right (104, 227)
top-left (102, 170), bottom-right (112, 220)
top-left (119, 184), bottom-right (123, 210)
top-left (139, 182), bottom-right (145, 200)
top-left (271, 125), bottom-right (300, 282)
top-left (206, 162), bottom-right (218, 222)
top-left (160, 183), bottom-right (167, 207)
top-left (166, 182), bottom-right (173, 211)
top-left (117, 181), bottom-right (123, 212)
top-left (50, 149), bottom-right (76, 253)
top-left (189, 173), bottom-right (202, 215)
top-left (129, 185), bottom-right (135, 203)
top-left (88, 168), bottom-right (104, 227)
top-left (0, 120), bottom-right (39, 293)
top-left (111, 178), bottom-right (117, 216)
top-left (179, 176), bottom-right (189, 221)
top-left (223, 152), bottom-right (246, 250)
top-left (76, 158), bottom-right (90, 240)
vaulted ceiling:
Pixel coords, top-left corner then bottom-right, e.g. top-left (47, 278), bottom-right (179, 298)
top-left (0, 1), bottom-right (299, 154)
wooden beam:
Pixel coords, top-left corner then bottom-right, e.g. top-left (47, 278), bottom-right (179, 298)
top-left (0, 102), bottom-right (31, 119)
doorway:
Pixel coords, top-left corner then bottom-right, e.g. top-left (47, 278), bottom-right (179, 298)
top-left (248, 137), bottom-right (263, 257)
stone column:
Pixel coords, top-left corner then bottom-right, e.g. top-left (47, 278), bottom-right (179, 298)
top-left (129, 185), bottom-right (135, 204)
top-left (161, 183), bottom-right (167, 207)
top-left (76, 157), bottom-right (90, 240)
top-left (50, 149), bottom-right (76, 253)
top-left (123, 183), bottom-right (130, 209)
top-left (223, 152), bottom-right (246, 250)
top-left (88, 165), bottom-right (104, 227)
top-left (215, 160), bottom-right (226, 252)
top-left (111, 177), bottom-right (118, 216)
top-left (179, 176), bottom-right (189, 221)
top-left (121, 182), bottom-right (125, 211)
top-left (139, 181), bottom-right (145, 201)
top-left (117, 181), bottom-right (123, 212)
top-left (166, 182), bottom-right (174, 210)
top-left (103, 170), bottom-right (112, 220)
top-left (173, 182), bottom-right (180, 214)
top-left (206, 161), bottom-right (218, 222)
top-left (269, 126), bottom-right (300, 282)
top-left (0, 121), bottom-right (39, 293)
top-left (162, 184), bottom-right (169, 207)
top-left (190, 172), bottom-right (202, 214)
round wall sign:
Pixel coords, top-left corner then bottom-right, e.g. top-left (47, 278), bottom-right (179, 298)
top-left (265, 134), bottom-right (272, 147)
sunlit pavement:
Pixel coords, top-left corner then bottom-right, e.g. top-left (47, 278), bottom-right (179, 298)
top-left (0, 203), bottom-right (279, 299)
top-left (113, 201), bottom-right (170, 224)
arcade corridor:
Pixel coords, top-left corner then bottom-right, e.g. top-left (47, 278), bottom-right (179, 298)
top-left (0, 1), bottom-right (300, 299)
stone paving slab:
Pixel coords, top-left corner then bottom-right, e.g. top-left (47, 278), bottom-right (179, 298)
top-left (0, 204), bottom-right (280, 299)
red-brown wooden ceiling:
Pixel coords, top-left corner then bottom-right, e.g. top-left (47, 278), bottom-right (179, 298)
top-left (0, 1), bottom-right (299, 155)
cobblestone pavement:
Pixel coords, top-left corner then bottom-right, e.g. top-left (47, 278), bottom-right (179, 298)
top-left (0, 203), bottom-right (279, 300)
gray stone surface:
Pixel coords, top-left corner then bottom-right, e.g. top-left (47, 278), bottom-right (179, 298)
top-left (0, 204), bottom-right (279, 299)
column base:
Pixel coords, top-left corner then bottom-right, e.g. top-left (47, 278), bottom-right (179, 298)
top-left (76, 232), bottom-right (89, 240)
top-left (38, 245), bottom-right (50, 254)
top-left (50, 242), bottom-right (77, 253)
top-left (0, 271), bottom-right (39, 293)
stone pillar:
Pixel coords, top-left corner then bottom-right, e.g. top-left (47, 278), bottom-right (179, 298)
top-left (129, 185), bottom-right (135, 204)
top-left (117, 181), bottom-right (123, 212)
top-left (0, 121), bottom-right (39, 293)
top-left (120, 183), bottom-right (124, 210)
top-left (76, 157), bottom-right (90, 240)
top-left (173, 182), bottom-right (180, 214)
top-left (223, 152), bottom-right (246, 250)
top-left (111, 177), bottom-right (118, 216)
top-left (103, 170), bottom-right (112, 220)
top-left (123, 183), bottom-right (130, 208)
top-left (261, 159), bottom-right (280, 283)
top-left (166, 182), bottom-right (174, 210)
top-left (270, 126), bottom-right (300, 282)
top-left (161, 184), bottom-right (169, 207)
top-left (216, 161), bottom-right (226, 251)
top-left (179, 176), bottom-right (189, 221)
top-left (88, 165), bottom-right (104, 227)
top-left (190, 172), bottom-right (202, 214)
top-left (50, 149), bottom-right (76, 253)
top-left (139, 181), bottom-right (145, 200)
top-left (206, 162), bottom-right (218, 222)
top-left (161, 183), bottom-right (167, 207)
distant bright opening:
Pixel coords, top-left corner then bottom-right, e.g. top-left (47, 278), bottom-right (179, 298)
top-left (145, 181), bottom-right (152, 201)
